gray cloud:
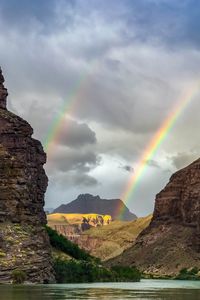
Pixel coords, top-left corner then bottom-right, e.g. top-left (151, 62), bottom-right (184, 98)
top-left (50, 171), bottom-right (98, 188)
top-left (170, 152), bottom-right (199, 170)
top-left (55, 118), bottom-right (96, 148)
top-left (147, 160), bottom-right (160, 168)
top-left (121, 165), bottom-right (134, 173)
top-left (47, 146), bottom-right (100, 173)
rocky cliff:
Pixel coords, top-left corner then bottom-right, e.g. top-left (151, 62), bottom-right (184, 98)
top-left (108, 159), bottom-right (200, 276)
top-left (0, 68), bottom-right (55, 283)
top-left (54, 194), bottom-right (137, 221)
top-left (47, 213), bottom-right (112, 246)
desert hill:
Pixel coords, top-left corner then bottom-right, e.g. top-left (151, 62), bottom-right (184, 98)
top-left (80, 215), bottom-right (151, 261)
top-left (53, 193), bottom-right (137, 221)
top-left (48, 213), bottom-right (112, 234)
top-left (48, 214), bottom-right (151, 261)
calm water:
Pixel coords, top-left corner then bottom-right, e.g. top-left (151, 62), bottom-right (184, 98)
top-left (0, 280), bottom-right (200, 300)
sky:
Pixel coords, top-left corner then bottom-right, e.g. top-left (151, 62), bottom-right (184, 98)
top-left (1, 0), bottom-right (200, 216)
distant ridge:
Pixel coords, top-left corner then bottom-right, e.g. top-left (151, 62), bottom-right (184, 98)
top-left (53, 194), bottom-right (137, 221)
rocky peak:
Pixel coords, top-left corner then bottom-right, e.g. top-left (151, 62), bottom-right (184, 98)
top-left (54, 194), bottom-right (137, 221)
top-left (0, 67), bottom-right (8, 109)
top-left (77, 194), bottom-right (101, 201)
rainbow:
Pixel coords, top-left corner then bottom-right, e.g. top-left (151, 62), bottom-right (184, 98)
top-left (43, 64), bottom-right (97, 156)
top-left (44, 81), bottom-right (83, 154)
top-left (118, 82), bottom-right (200, 219)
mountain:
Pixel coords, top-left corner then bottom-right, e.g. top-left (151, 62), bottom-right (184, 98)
top-left (107, 159), bottom-right (200, 277)
top-left (0, 68), bottom-right (54, 283)
top-left (53, 194), bottom-right (137, 221)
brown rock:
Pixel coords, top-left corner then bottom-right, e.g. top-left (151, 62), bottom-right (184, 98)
top-left (0, 68), bottom-right (8, 109)
top-left (108, 159), bottom-right (200, 276)
top-left (0, 68), bottom-right (55, 283)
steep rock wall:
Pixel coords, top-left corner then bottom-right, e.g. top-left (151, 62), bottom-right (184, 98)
top-left (0, 68), bottom-right (55, 283)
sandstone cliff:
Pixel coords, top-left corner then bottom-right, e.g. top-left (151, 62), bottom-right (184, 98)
top-left (108, 159), bottom-right (200, 276)
top-left (0, 68), bottom-right (55, 283)
top-left (54, 194), bottom-right (137, 221)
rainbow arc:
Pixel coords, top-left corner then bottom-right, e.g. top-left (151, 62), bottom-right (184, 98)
top-left (118, 82), bottom-right (199, 218)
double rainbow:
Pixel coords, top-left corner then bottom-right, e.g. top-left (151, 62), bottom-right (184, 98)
top-left (43, 75), bottom-right (199, 219)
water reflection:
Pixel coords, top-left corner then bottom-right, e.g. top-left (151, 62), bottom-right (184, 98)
top-left (0, 280), bottom-right (200, 300)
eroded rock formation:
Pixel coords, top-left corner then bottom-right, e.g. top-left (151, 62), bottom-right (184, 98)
top-left (108, 159), bottom-right (200, 276)
top-left (0, 68), bottom-right (55, 283)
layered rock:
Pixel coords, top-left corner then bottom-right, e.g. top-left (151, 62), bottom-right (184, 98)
top-left (108, 159), bottom-right (200, 276)
top-left (0, 68), bottom-right (8, 109)
top-left (0, 68), bottom-right (55, 283)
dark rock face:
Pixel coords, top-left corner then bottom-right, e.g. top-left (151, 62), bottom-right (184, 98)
top-left (153, 159), bottom-right (200, 230)
top-left (108, 159), bottom-right (200, 276)
top-left (0, 68), bottom-right (55, 283)
top-left (53, 193), bottom-right (137, 221)
top-left (0, 68), bottom-right (8, 109)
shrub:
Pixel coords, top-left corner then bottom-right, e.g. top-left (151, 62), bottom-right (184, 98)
top-left (176, 267), bottom-right (200, 280)
top-left (46, 226), bottom-right (95, 262)
top-left (12, 269), bottom-right (27, 284)
top-left (54, 258), bottom-right (115, 283)
top-left (111, 265), bottom-right (141, 282)
top-left (54, 258), bottom-right (141, 283)
top-left (0, 251), bottom-right (6, 257)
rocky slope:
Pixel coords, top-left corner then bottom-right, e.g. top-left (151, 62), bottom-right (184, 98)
top-left (47, 213), bottom-right (112, 246)
top-left (54, 194), bottom-right (137, 221)
top-left (48, 214), bottom-right (151, 261)
top-left (0, 68), bottom-right (55, 283)
top-left (79, 215), bottom-right (151, 261)
top-left (108, 159), bottom-right (200, 276)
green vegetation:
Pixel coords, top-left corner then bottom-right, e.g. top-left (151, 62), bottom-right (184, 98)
top-left (176, 268), bottom-right (200, 280)
top-left (54, 259), bottom-right (114, 283)
top-left (54, 258), bottom-right (141, 283)
top-left (111, 266), bottom-right (141, 282)
top-left (46, 226), bottom-right (96, 262)
top-left (0, 251), bottom-right (6, 257)
top-left (12, 269), bottom-right (27, 284)
top-left (46, 225), bottom-right (141, 283)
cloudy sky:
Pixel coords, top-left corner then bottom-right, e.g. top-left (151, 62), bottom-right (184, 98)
top-left (1, 0), bottom-right (200, 216)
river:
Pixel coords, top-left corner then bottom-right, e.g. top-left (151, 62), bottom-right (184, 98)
top-left (0, 279), bottom-right (200, 300)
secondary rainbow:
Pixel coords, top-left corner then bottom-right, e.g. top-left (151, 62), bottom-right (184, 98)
top-left (118, 82), bottom-right (200, 219)
top-left (44, 62), bottom-right (97, 155)
top-left (44, 74), bottom-right (87, 155)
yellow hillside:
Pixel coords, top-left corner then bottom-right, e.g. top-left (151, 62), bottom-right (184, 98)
top-left (81, 215), bottom-right (152, 261)
top-left (47, 213), bottom-right (112, 225)
top-left (47, 213), bottom-right (152, 261)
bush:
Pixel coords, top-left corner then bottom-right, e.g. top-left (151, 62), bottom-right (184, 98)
top-left (176, 267), bottom-right (200, 280)
top-left (111, 265), bottom-right (141, 282)
top-left (54, 258), bottom-right (141, 283)
top-left (54, 258), bottom-right (114, 283)
top-left (46, 226), bottom-right (96, 262)
top-left (12, 269), bottom-right (27, 284)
